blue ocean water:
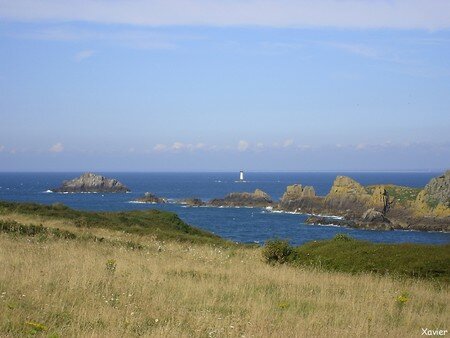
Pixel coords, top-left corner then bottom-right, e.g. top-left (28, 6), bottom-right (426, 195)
top-left (0, 172), bottom-right (448, 246)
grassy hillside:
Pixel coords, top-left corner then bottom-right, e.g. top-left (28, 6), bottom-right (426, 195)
top-left (0, 201), bottom-right (449, 336)
top-left (263, 235), bottom-right (450, 283)
top-left (0, 201), bottom-right (229, 246)
top-left (1, 225), bottom-right (449, 337)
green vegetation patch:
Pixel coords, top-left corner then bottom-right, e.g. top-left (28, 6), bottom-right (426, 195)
top-left (367, 185), bottom-right (421, 205)
top-left (0, 201), bottom-right (231, 246)
top-left (263, 234), bottom-right (450, 283)
top-left (0, 219), bottom-right (77, 239)
top-left (0, 219), bottom-right (144, 249)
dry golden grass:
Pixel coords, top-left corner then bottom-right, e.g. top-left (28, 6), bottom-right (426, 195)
top-left (1, 222), bottom-right (449, 338)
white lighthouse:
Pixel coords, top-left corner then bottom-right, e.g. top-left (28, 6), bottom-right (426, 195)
top-left (239, 170), bottom-right (244, 181)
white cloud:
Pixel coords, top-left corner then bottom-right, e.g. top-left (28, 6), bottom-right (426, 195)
top-left (171, 142), bottom-right (186, 151)
top-left (237, 140), bottom-right (249, 152)
top-left (0, 0), bottom-right (449, 30)
top-left (283, 139), bottom-right (294, 148)
top-left (297, 144), bottom-right (312, 150)
top-left (153, 142), bottom-right (213, 153)
top-left (49, 142), bottom-right (64, 153)
top-left (153, 144), bottom-right (168, 152)
top-left (0, 145), bottom-right (4, 152)
top-left (195, 143), bottom-right (206, 149)
top-left (74, 49), bottom-right (95, 62)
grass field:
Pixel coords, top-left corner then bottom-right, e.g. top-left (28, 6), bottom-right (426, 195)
top-left (0, 202), bottom-right (449, 337)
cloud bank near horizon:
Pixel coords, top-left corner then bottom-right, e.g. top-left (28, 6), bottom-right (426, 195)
top-left (1, 0), bottom-right (450, 30)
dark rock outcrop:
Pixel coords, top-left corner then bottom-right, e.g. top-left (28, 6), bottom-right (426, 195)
top-left (134, 192), bottom-right (166, 204)
top-left (180, 198), bottom-right (205, 207)
top-left (305, 216), bottom-right (356, 228)
top-left (361, 208), bottom-right (389, 223)
top-left (52, 173), bottom-right (130, 193)
top-left (209, 189), bottom-right (272, 207)
top-left (306, 214), bottom-right (394, 231)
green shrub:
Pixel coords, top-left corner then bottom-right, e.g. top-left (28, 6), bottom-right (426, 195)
top-left (262, 239), bottom-right (294, 264)
top-left (333, 233), bottom-right (354, 242)
top-left (105, 259), bottom-right (117, 272)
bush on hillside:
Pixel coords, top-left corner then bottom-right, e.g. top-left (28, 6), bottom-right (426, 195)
top-left (262, 239), bottom-right (294, 264)
top-left (333, 233), bottom-right (354, 242)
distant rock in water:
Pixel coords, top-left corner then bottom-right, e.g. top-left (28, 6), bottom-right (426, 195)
top-left (306, 212), bottom-right (393, 231)
top-left (134, 192), bottom-right (166, 204)
top-left (209, 189), bottom-right (273, 207)
top-left (305, 216), bottom-right (356, 228)
top-left (180, 198), bottom-right (205, 207)
top-left (51, 173), bottom-right (130, 193)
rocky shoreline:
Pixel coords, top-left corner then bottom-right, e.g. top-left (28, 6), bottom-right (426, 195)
top-left (276, 171), bottom-right (450, 232)
top-left (51, 171), bottom-right (450, 232)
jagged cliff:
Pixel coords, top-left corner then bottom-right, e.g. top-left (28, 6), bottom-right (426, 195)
top-left (415, 170), bottom-right (450, 217)
top-left (279, 184), bottom-right (322, 212)
top-left (277, 171), bottom-right (450, 232)
top-left (324, 176), bottom-right (371, 212)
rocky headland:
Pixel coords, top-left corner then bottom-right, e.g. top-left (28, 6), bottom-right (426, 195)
top-left (51, 173), bottom-right (130, 193)
top-left (280, 170), bottom-right (450, 232)
top-left (209, 189), bottom-right (273, 208)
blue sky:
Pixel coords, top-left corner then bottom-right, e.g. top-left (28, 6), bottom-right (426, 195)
top-left (1, 0), bottom-right (450, 171)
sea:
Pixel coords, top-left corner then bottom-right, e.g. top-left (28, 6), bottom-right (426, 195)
top-left (0, 172), bottom-right (449, 246)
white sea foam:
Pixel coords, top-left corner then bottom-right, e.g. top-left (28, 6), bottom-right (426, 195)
top-left (306, 213), bottom-right (344, 220)
top-left (127, 201), bottom-right (156, 204)
top-left (311, 223), bottom-right (343, 228)
top-left (263, 209), bottom-right (302, 215)
top-left (43, 190), bottom-right (53, 193)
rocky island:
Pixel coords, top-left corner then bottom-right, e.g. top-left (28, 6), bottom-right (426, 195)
top-left (133, 192), bottom-right (167, 204)
top-left (209, 189), bottom-right (273, 207)
top-left (180, 198), bottom-right (206, 207)
top-left (51, 173), bottom-right (130, 193)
